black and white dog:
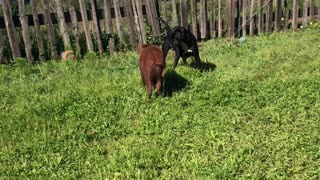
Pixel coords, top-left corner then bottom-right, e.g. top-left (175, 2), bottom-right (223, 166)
top-left (159, 18), bottom-right (201, 69)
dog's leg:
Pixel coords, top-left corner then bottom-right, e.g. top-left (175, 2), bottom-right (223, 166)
top-left (191, 46), bottom-right (201, 68)
top-left (146, 82), bottom-right (153, 99)
top-left (173, 48), bottom-right (181, 69)
top-left (195, 55), bottom-right (201, 69)
top-left (162, 70), bottom-right (165, 95)
top-left (140, 70), bottom-right (146, 86)
top-left (162, 39), bottom-right (171, 61)
top-left (182, 57), bottom-right (187, 64)
top-left (155, 78), bottom-right (163, 97)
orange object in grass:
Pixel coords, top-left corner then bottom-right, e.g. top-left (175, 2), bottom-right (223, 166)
top-left (61, 50), bottom-right (76, 62)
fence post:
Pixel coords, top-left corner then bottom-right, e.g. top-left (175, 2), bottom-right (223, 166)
top-left (258, 0), bottom-right (263, 34)
top-left (191, 0), bottom-right (198, 39)
top-left (113, 0), bottom-right (125, 45)
top-left (79, 0), bottom-right (94, 52)
top-left (18, 0), bottom-right (33, 63)
top-left (180, 0), bottom-right (188, 28)
top-left (249, 0), bottom-right (255, 35)
top-left (200, 0), bottom-right (208, 39)
top-left (103, 0), bottom-right (115, 54)
top-left (275, 0), bottom-right (282, 31)
top-left (2, 0), bottom-right (21, 60)
top-left (303, 0), bottom-right (308, 26)
top-left (218, 0), bottom-right (223, 37)
top-left (42, 0), bottom-right (58, 58)
top-left (242, 0), bottom-right (247, 37)
top-left (31, 0), bottom-right (46, 61)
top-left (145, 0), bottom-right (161, 36)
top-left (0, 31), bottom-right (8, 64)
top-left (171, 0), bottom-right (179, 26)
top-left (311, 0), bottom-right (315, 20)
top-left (318, 0), bottom-right (320, 19)
top-left (125, 0), bottom-right (137, 47)
top-left (226, 0), bottom-right (235, 39)
top-left (266, 0), bottom-right (273, 33)
top-left (210, 0), bottom-right (216, 38)
top-left (132, 0), bottom-right (147, 44)
top-left (292, 0), bottom-right (298, 30)
top-left (236, 0), bottom-right (241, 37)
top-left (56, 0), bottom-right (71, 48)
top-left (90, 0), bottom-right (104, 56)
top-left (284, 0), bottom-right (289, 30)
top-left (162, 0), bottom-right (167, 21)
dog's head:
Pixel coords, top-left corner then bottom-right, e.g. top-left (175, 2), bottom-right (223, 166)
top-left (170, 28), bottom-right (184, 47)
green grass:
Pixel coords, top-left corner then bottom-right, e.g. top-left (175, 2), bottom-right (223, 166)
top-left (1, 25), bottom-right (320, 179)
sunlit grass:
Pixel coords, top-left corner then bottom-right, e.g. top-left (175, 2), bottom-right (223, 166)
top-left (1, 25), bottom-right (320, 178)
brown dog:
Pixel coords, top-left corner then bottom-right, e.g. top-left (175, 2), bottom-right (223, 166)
top-left (136, 43), bottom-right (165, 98)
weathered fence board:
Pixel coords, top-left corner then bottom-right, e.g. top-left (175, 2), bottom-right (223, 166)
top-left (293, 0), bottom-right (299, 30)
top-left (218, 0), bottom-right (223, 38)
top-left (200, 0), bottom-right (208, 39)
top-left (266, 0), bottom-right (273, 33)
top-left (171, 0), bottom-right (179, 27)
top-left (210, 0), bottom-right (216, 38)
top-left (79, 0), bottom-right (94, 52)
top-left (1, 0), bottom-right (320, 62)
top-left (191, 0), bottom-right (198, 39)
top-left (2, 0), bottom-right (21, 60)
top-left (31, 0), bottom-right (45, 61)
top-left (145, 0), bottom-right (161, 36)
top-left (125, 0), bottom-right (136, 47)
top-left (180, 0), bottom-right (187, 28)
top-left (249, 0), bottom-right (255, 35)
top-left (162, 0), bottom-right (167, 21)
top-left (242, 0), bottom-right (247, 37)
top-left (103, 0), bottom-right (115, 54)
top-left (275, 0), bottom-right (282, 31)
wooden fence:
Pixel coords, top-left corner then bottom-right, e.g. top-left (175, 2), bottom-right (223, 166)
top-left (0, 0), bottom-right (319, 64)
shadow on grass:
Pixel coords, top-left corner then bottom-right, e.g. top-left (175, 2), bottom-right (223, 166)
top-left (200, 61), bottom-right (217, 72)
top-left (188, 59), bottom-right (217, 72)
top-left (164, 70), bottom-right (190, 97)
top-left (189, 62), bottom-right (217, 73)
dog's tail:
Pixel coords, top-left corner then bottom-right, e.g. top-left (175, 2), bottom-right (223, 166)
top-left (157, 17), bottom-right (171, 37)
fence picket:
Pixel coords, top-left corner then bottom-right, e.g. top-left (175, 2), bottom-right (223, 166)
top-left (210, 0), bottom-right (216, 38)
top-left (200, 0), bottom-right (208, 39)
top-left (266, 0), bottom-right (273, 33)
top-left (303, 0), bottom-right (308, 26)
top-left (275, 0), bottom-right (282, 31)
top-left (218, 0), bottom-right (223, 37)
top-left (293, 0), bottom-right (299, 30)
top-left (171, 0), bottom-right (178, 26)
top-left (125, 0), bottom-right (136, 47)
top-left (162, 0), bottom-right (167, 21)
top-left (249, 0), bottom-right (255, 35)
top-left (0, 0), bottom-right (319, 61)
top-left (258, 0), bottom-right (263, 34)
top-left (180, 0), bottom-right (187, 28)
top-left (191, 0), bottom-right (198, 39)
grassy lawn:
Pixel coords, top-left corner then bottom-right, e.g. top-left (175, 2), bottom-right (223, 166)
top-left (1, 24), bottom-right (320, 178)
